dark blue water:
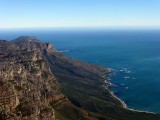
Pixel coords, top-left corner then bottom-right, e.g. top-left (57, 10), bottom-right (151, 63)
top-left (0, 29), bottom-right (160, 113)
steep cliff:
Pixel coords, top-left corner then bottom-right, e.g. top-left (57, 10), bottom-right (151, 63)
top-left (0, 36), bottom-right (160, 120)
top-left (0, 37), bottom-right (61, 120)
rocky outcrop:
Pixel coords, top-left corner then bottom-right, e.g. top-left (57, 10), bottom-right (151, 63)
top-left (0, 82), bottom-right (19, 112)
top-left (0, 37), bottom-right (59, 120)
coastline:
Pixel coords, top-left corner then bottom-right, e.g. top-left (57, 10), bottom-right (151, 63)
top-left (106, 69), bottom-right (158, 115)
top-left (108, 82), bottom-right (158, 115)
top-left (103, 69), bottom-right (127, 108)
top-left (110, 91), bottom-right (127, 108)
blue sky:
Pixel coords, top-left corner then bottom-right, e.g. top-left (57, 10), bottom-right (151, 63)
top-left (0, 0), bottom-right (160, 28)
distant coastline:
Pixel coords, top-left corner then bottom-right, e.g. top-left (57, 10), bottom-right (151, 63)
top-left (110, 87), bottom-right (158, 114)
top-left (108, 76), bottom-right (158, 114)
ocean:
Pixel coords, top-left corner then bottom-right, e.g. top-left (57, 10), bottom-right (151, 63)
top-left (0, 28), bottom-right (160, 113)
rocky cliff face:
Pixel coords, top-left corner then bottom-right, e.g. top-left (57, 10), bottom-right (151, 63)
top-left (0, 36), bottom-right (62, 120)
top-left (0, 36), bottom-right (160, 120)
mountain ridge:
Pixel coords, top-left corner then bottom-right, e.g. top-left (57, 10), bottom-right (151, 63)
top-left (0, 36), bottom-right (160, 120)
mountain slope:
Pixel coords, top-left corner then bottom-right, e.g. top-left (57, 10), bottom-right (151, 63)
top-left (0, 36), bottom-right (160, 120)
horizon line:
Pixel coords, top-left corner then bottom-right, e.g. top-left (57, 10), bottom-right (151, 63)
top-left (0, 26), bottom-right (160, 30)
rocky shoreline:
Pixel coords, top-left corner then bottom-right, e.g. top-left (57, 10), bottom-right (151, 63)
top-left (106, 69), bottom-right (159, 115)
top-left (110, 91), bottom-right (127, 108)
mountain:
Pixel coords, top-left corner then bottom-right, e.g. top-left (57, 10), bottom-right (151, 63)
top-left (0, 36), bottom-right (160, 120)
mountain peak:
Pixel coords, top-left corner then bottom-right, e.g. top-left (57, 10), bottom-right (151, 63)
top-left (13, 36), bottom-right (39, 43)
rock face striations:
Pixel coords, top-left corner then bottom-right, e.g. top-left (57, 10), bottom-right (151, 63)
top-left (0, 36), bottom-right (61, 120)
top-left (0, 36), bottom-right (160, 120)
